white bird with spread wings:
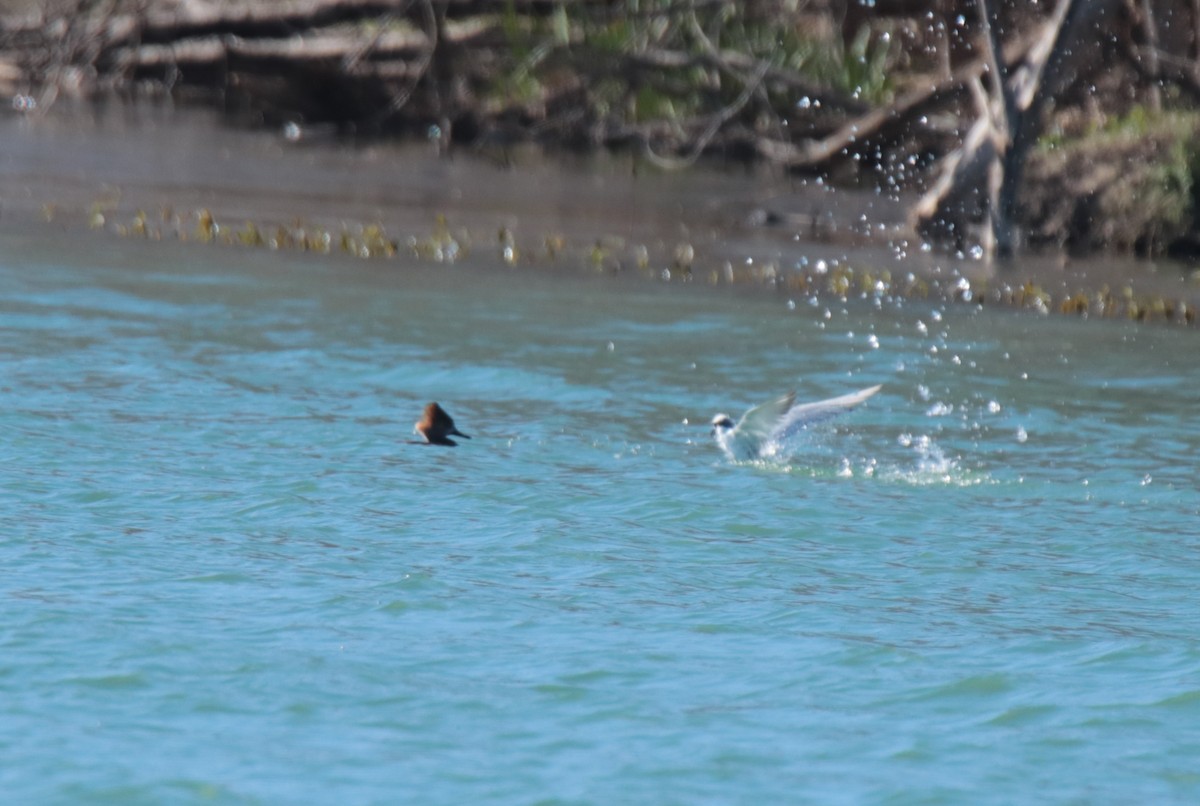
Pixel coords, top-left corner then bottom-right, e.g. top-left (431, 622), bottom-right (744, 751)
top-left (710, 384), bottom-right (881, 461)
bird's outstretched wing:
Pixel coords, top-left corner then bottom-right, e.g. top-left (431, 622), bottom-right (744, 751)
top-left (771, 384), bottom-right (881, 441)
top-left (734, 392), bottom-right (796, 442)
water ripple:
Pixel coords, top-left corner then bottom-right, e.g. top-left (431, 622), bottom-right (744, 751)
top-left (3, 239), bottom-right (1199, 803)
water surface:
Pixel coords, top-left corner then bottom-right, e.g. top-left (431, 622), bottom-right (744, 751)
top-left (2, 229), bottom-right (1198, 804)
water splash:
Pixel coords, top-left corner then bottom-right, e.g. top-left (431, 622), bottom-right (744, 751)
top-left (723, 428), bottom-right (985, 487)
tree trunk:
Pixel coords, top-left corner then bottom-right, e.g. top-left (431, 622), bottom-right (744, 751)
top-left (913, 0), bottom-right (1122, 260)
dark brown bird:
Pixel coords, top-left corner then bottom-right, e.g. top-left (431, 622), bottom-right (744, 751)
top-left (414, 402), bottom-right (471, 446)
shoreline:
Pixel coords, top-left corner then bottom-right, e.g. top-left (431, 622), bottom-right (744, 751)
top-left (3, 102), bottom-right (1198, 327)
top-left (9, 0), bottom-right (1200, 261)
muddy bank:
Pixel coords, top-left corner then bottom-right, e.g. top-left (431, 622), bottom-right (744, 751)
top-left (2, 103), bottom-right (1198, 326)
top-left (8, 0), bottom-right (1200, 260)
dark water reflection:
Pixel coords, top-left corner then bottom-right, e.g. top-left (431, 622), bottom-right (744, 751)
top-left (6, 102), bottom-right (1198, 325)
top-left (0, 103), bottom-right (1191, 315)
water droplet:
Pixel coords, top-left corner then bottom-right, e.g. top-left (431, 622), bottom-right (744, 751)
top-left (955, 278), bottom-right (973, 302)
top-left (1016, 426), bottom-right (1028, 443)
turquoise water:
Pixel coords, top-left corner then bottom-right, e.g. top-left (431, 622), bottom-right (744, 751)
top-left (3, 231), bottom-right (1199, 804)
